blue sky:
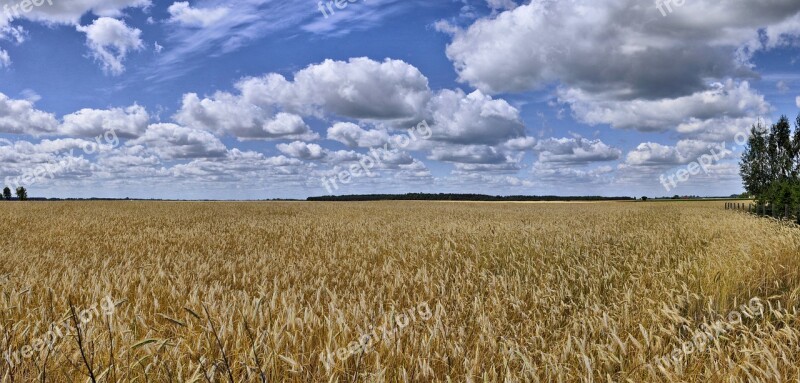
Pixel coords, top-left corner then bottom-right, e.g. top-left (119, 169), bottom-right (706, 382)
top-left (1, 0), bottom-right (800, 199)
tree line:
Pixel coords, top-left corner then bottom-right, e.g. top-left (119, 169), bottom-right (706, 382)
top-left (740, 114), bottom-right (800, 208)
top-left (308, 193), bottom-right (636, 202)
top-left (1, 186), bottom-right (28, 201)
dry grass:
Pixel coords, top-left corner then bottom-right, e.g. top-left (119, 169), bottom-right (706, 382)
top-left (0, 201), bottom-right (798, 382)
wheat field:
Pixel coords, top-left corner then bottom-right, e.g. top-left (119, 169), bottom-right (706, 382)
top-left (0, 201), bottom-right (798, 382)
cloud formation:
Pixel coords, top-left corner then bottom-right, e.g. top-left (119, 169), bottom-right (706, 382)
top-left (76, 17), bottom-right (144, 75)
top-left (445, 0), bottom-right (800, 97)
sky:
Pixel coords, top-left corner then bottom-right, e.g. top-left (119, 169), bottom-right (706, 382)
top-left (1, 0), bottom-right (800, 200)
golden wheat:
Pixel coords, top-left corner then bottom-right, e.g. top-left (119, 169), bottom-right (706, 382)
top-left (0, 201), bottom-right (798, 382)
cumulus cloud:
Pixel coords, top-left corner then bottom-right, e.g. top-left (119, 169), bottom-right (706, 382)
top-left (429, 145), bottom-right (509, 164)
top-left (326, 122), bottom-right (390, 148)
top-left (425, 89), bottom-right (526, 145)
top-left (0, 92), bottom-right (58, 135)
top-left (174, 92), bottom-right (318, 141)
top-left (624, 140), bottom-right (730, 167)
top-left (674, 116), bottom-right (761, 143)
top-left (535, 137), bottom-right (621, 164)
top-left (560, 80), bottom-right (770, 133)
top-left (238, 58), bottom-right (431, 120)
top-left (10, 0), bottom-right (149, 25)
top-left (503, 137), bottom-right (537, 151)
top-left (0, 142), bottom-right (95, 187)
top-left (180, 57), bottom-right (532, 151)
top-left (445, 0), bottom-right (800, 97)
top-left (60, 104), bottom-right (150, 138)
top-left (167, 2), bottom-right (229, 28)
top-left (624, 142), bottom-right (683, 166)
top-left (277, 141), bottom-right (326, 160)
top-left (169, 150), bottom-right (307, 180)
top-left (129, 123), bottom-right (227, 160)
top-left (530, 163), bottom-right (614, 186)
top-left (76, 17), bottom-right (144, 75)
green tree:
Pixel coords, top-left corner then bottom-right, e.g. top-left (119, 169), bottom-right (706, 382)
top-left (2, 187), bottom-right (10, 200)
top-left (740, 114), bottom-right (800, 213)
top-left (793, 115), bottom-right (800, 178)
top-left (768, 116), bottom-right (794, 181)
top-left (15, 187), bottom-right (27, 201)
top-left (740, 122), bottom-right (771, 203)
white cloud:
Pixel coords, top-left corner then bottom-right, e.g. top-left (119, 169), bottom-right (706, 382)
top-left (167, 2), bottom-right (229, 28)
top-left (433, 20), bottom-right (459, 36)
top-left (486, 0), bottom-right (517, 11)
top-left (20, 89), bottom-right (40, 102)
top-left (263, 113), bottom-right (317, 140)
top-left (238, 58), bottom-right (431, 120)
top-left (0, 25), bottom-right (26, 44)
top-left (501, 137), bottom-right (535, 151)
top-left (425, 89), bottom-right (525, 145)
top-left (8, 0), bottom-right (149, 25)
top-left (560, 80), bottom-right (769, 133)
top-left (0, 139), bottom-right (97, 186)
top-left (129, 123), bottom-right (227, 160)
top-left (535, 137), bottom-right (621, 164)
top-left (76, 17), bottom-right (143, 75)
top-left (60, 104), bottom-right (150, 138)
top-left (445, 0), bottom-right (800, 97)
top-left (674, 116), bottom-right (761, 143)
top-left (175, 92), bottom-right (318, 141)
top-left (187, 57), bottom-right (533, 149)
top-left (429, 145), bottom-right (509, 164)
top-left (0, 92), bottom-right (58, 135)
top-left (796, 96), bottom-right (800, 108)
top-left (167, 150), bottom-right (309, 184)
top-left (624, 140), bottom-right (729, 167)
top-left (277, 141), bottom-right (326, 160)
top-left (0, 49), bottom-right (9, 68)
top-left (530, 162), bottom-right (614, 186)
top-left (326, 122), bottom-right (390, 148)
top-left (625, 142), bottom-right (682, 166)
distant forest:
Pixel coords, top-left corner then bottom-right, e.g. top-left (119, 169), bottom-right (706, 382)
top-left (307, 193), bottom-right (636, 202)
